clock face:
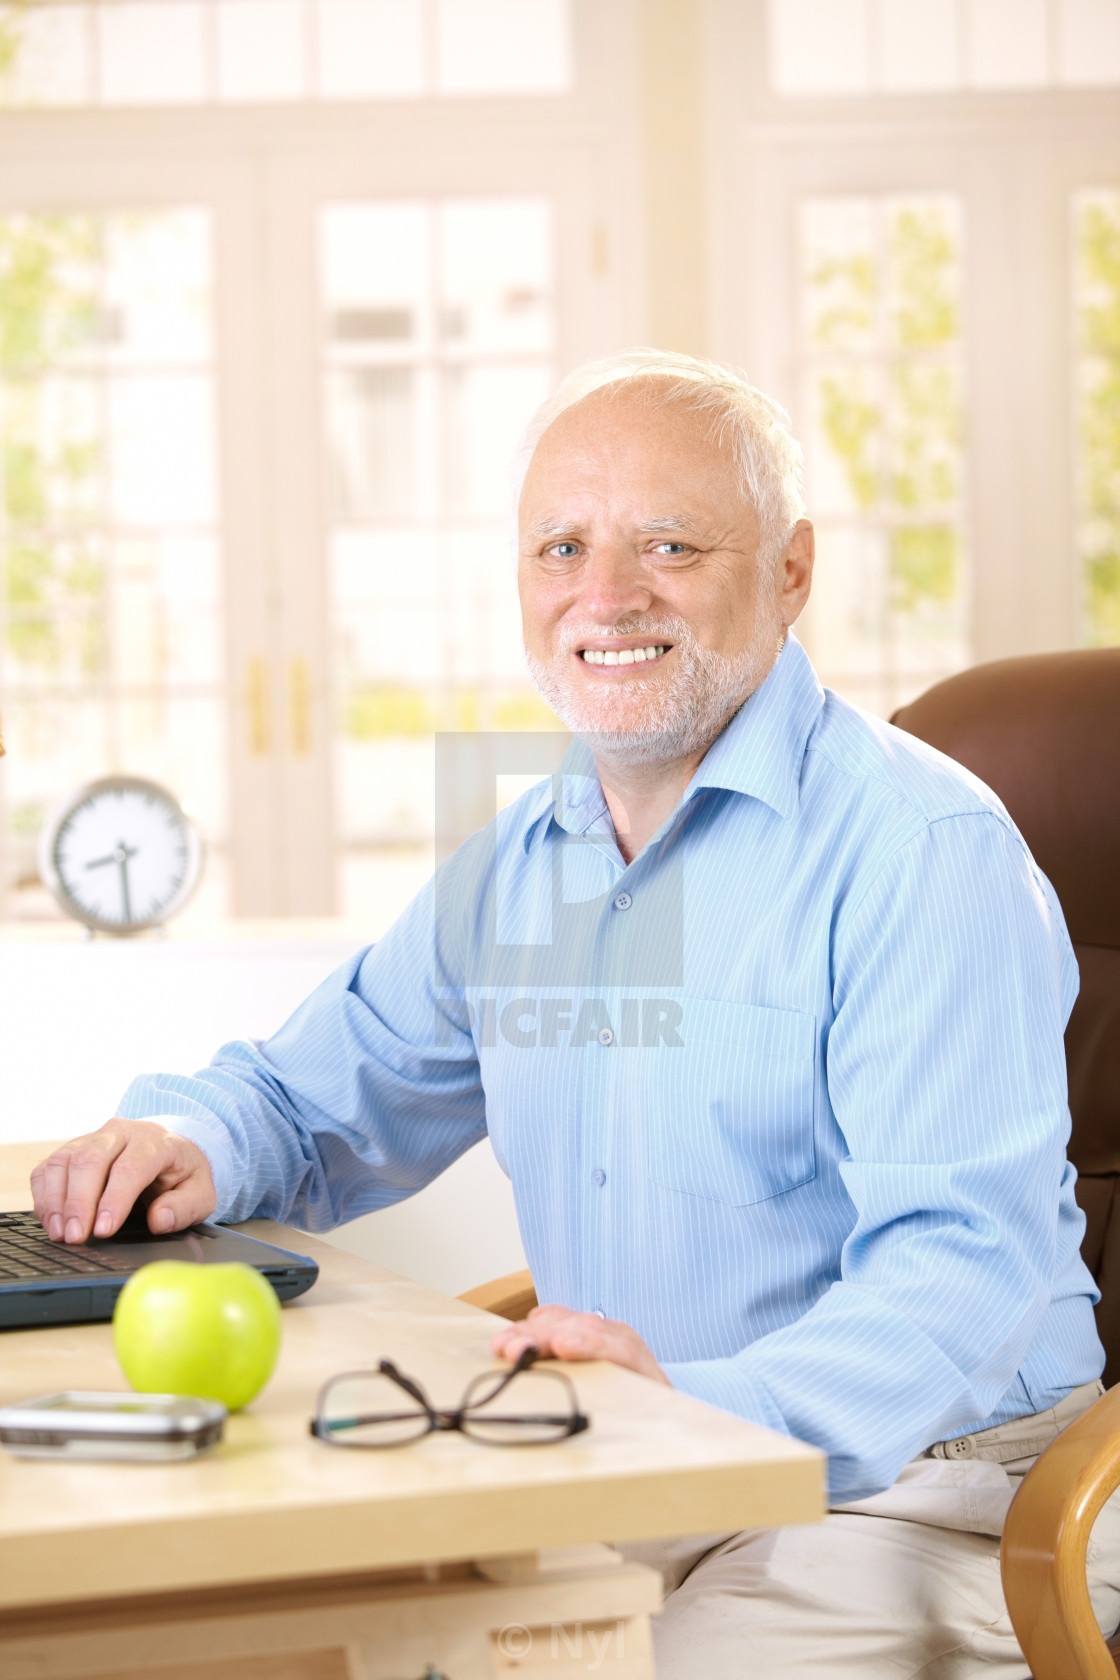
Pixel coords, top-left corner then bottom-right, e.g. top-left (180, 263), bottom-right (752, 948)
top-left (40, 777), bottom-right (203, 934)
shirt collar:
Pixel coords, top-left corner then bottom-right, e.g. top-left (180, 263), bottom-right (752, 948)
top-left (515, 631), bottom-right (825, 851)
top-left (681, 631), bottom-right (824, 821)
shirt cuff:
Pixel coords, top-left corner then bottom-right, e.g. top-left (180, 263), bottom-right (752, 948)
top-left (661, 1356), bottom-right (792, 1440)
top-left (116, 1112), bottom-right (236, 1221)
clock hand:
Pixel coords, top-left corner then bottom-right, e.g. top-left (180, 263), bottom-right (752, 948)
top-left (112, 840), bottom-right (138, 924)
top-left (86, 842), bottom-right (139, 871)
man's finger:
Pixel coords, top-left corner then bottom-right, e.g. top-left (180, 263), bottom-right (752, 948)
top-left (89, 1142), bottom-right (175, 1239)
top-left (146, 1175), bottom-right (216, 1235)
top-left (60, 1132), bottom-right (135, 1243)
top-left (30, 1154), bottom-right (64, 1238)
top-left (491, 1305), bottom-right (591, 1360)
top-left (32, 1147), bottom-right (86, 1241)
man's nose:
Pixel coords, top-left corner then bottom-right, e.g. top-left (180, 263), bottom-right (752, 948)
top-left (576, 547), bottom-right (653, 623)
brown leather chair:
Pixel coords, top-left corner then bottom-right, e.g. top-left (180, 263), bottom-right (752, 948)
top-left (893, 648), bottom-right (1120, 1679)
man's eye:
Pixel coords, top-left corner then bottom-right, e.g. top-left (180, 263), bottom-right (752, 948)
top-left (651, 542), bottom-right (689, 557)
top-left (547, 542), bottom-right (580, 560)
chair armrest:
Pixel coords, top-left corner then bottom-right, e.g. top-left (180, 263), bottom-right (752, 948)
top-left (458, 1268), bottom-right (538, 1322)
top-left (1001, 1383), bottom-right (1120, 1680)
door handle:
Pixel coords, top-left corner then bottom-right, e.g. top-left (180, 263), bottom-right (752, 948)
top-left (246, 656), bottom-right (271, 756)
top-left (289, 656), bottom-right (312, 757)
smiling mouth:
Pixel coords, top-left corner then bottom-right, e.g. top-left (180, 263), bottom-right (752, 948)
top-left (577, 644), bottom-right (670, 667)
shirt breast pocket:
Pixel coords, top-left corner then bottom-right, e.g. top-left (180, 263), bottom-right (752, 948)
top-left (646, 999), bottom-right (817, 1207)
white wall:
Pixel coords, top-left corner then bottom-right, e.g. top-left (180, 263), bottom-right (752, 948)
top-left (0, 932), bottom-right (527, 1297)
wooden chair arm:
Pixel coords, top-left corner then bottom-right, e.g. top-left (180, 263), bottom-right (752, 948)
top-left (1002, 1383), bottom-right (1120, 1680)
top-left (458, 1268), bottom-right (538, 1322)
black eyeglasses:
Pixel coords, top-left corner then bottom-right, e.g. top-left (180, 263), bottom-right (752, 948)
top-left (310, 1347), bottom-right (589, 1449)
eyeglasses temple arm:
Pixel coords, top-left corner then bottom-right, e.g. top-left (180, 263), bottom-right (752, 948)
top-left (379, 1359), bottom-right (437, 1416)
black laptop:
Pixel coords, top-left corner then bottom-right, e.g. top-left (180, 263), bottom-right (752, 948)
top-left (0, 1209), bottom-right (319, 1329)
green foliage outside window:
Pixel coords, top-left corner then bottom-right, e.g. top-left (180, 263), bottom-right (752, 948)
top-left (889, 527), bottom-right (957, 614)
top-left (0, 4), bottom-right (28, 85)
top-left (0, 214), bottom-right (107, 674)
top-left (889, 209), bottom-right (960, 350)
top-left (807, 199), bottom-right (963, 618)
top-left (1077, 195), bottom-right (1120, 647)
top-left (817, 374), bottom-right (878, 511)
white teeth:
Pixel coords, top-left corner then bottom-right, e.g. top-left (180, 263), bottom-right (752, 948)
top-left (579, 644), bottom-right (667, 665)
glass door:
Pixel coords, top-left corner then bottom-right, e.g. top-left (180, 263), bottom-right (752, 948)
top-left (0, 149), bottom-right (291, 923)
top-left (0, 195), bottom-right (230, 920)
top-left (265, 142), bottom-right (625, 922)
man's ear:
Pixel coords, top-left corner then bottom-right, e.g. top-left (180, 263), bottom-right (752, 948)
top-left (779, 519), bottom-right (815, 627)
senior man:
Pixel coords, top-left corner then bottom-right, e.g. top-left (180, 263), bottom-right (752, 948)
top-left (33, 351), bottom-right (1117, 1676)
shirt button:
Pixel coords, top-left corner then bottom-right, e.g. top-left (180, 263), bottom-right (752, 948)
top-left (591, 1167), bottom-right (606, 1187)
top-left (613, 891), bottom-right (632, 911)
top-left (594, 1306), bottom-right (606, 1319)
top-left (597, 1027), bottom-right (614, 1046)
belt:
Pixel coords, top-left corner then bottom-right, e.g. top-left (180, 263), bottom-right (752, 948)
top-left (924, 1380), bottom-right (1105, 1465)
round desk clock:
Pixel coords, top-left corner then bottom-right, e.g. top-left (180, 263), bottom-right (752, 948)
top-left (38, 776), bottom-right (204, 936)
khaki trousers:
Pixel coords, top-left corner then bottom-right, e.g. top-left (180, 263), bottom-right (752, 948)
top-left (617, 1383), bottom-right (1120, 1678)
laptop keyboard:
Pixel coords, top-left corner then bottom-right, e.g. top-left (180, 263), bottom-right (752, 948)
top-left (0, 1211), bottom-right (129, 1281)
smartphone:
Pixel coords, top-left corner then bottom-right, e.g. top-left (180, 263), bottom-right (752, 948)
top-left (0, 1391), bottom-right (227, 1461)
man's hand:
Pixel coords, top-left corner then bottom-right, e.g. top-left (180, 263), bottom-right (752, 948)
top-left (31, 1121), bottom-right (216, 1244)
top-left (490, 1303), bottom-right (671, 1386)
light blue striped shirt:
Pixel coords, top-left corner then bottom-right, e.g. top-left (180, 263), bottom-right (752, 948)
top-left (121, 633), bottom-right (1103, 1501)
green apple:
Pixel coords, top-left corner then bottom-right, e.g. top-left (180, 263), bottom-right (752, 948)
top-left (113, 1260), bottom-right (282, 1411)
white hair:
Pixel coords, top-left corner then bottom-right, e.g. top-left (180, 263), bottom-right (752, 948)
top-left (510, 348), bottom-right (806, 567)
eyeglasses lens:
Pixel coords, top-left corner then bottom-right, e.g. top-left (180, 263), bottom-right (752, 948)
top-left (318, 1373), bottom-right (431, 1446)
top-left (459, 1368), bottom-right (578, 1444)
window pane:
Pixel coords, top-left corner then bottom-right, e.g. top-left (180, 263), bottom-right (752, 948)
top-left (3, 0), bottom-right (580, 106)
top-left (767, 0), bottom-right (870, 95)
top-left (771, 0), bottom-right (1120, 93)
top-left (322, 203), bottom-right (427, 344)
top-left (446, 530), bottom-right (525, 682)
top-left (436, 0), bottom-right (572, 94)
top-left (965, 0), bottom-right (1048, 88)
top-left (443, 362), bottom-right (552, 516)
top-left (0, 4), bottom-right (91, 105)
top-left (216, 0), bottom-right (307, 101)
top-left (1073, 189), bottom-right (1120, 646)
top-left (328, 365), bottom-right (419, 520)
top-left (1058, 0), bottom-right (1120, 84)
top-left (0, 209), bottom-right (227, 920)
top-left (799, 194), bottom-right (968, 713)
top-left (440, 199), bottom-right (553, 354)
top-left (108, 376), bottom-right (216, 523)
top-left (315, 0), bottom-right (424, 98)
top-left (2, 377), bottom-right (103, 530)
top-left (104, 211), bottom-right (211, 364)
top-left (111, 534), bottom-right (222, 683)
top-left (881, 0), bottom-right (958, 92)
top-left (97, 2), bottom-right (207, 104)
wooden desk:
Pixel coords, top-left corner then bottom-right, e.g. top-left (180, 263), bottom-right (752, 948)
top-left (0, 1142), bottom-right (823, 1680)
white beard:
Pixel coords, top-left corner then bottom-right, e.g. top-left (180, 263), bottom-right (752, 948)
top-left (526, 607), bottom-right (786, 767)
